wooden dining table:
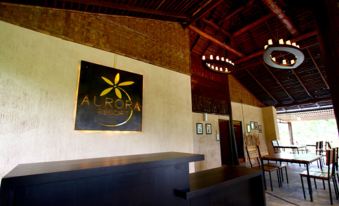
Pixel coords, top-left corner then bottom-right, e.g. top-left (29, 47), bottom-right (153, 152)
top-left (272, 144), bottom-right (307, 153)
top-left (261, 153), bottom-right (322, 202)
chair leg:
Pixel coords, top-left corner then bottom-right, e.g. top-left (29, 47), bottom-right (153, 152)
top-left (323, 179), bottom-right (326, 190)
top-left (262, 172), bottom-right (267, 190)
top-left (269, 172), bottom-right (273, 191)
top-left (328, 179), bottom-right (333, 205)
top-left (277, 170), bottom-right (282, 187)
top-left (300, 175), bottom-right (306, 200)
top-left (280, 168), bottom-right (284, 182)
top-left (332, 176), bottom-right (339, 200)
top-left (314, 178), bottom-right (317, 189)
top-left (284, 167), bottom-right (289, 183)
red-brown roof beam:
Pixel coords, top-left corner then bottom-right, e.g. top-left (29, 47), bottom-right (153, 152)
top-left (262, 0), bottom-right (298, 35)
top-left (188, 25), bottom-right (244, 57)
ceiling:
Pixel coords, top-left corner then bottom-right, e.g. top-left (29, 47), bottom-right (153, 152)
top-left (2, 0), bottom-right (333, 113)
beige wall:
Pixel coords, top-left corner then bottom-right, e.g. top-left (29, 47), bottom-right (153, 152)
top-left (192, 102), bottom-right (271, 170)
top-left (0, 21), bottom-right (194, 179)
top-left (192, 112), bottom-right (228, 171)
top-left (262, 106), bottom-right (280, 154)
top-left (232, 102), bottom-right (268, 155)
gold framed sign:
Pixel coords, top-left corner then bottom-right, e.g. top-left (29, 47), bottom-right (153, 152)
top-left (75, 61), bottom-right (143, 131)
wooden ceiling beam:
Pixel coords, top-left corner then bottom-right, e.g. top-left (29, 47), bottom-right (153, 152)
top-left (306, 48), bottom-right (330, 89)
top-left (235, 31), bottom-right (318, 64)
top-left (232, 14), bottom-right (274, 37)
top-left (246, 70), bottom-right (279, 104)
top-left (201, 18), bottom-right (231, 37)
top-left (188, 25), bottom-right (244, 57)
top-left (262, 0), bottom-right (298, 35)
top-left (189, 0), bottom-right (224, 24)
top-left (190, 35), bottom-right (200, 51)
top-left (52, 0), bottom-right (190, 22)
top-left (263, 63), bottom-right (295, 102)
top-left (291, 70), bottom-right (314, 98)
top-left (220, 0), bottom-right (255, 26)
top-left (275, 97), bottom-right (332, 108)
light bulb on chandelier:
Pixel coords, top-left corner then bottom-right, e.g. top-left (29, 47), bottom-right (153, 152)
top-left (201, 54), bottom-right (235, 74)
top-left (263, 38), bottom-right (304, 69)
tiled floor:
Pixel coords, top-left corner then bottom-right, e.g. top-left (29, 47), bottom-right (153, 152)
top-left (265, 163), bottom-right (339, 206)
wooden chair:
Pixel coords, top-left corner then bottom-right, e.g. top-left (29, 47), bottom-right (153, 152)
top-left (246, 145), bottom-right (281, 191)
top-left (272, 140), bottom-right (280, 153)
top-left (300, 148), bottom-right (339, 204)
top-left (257, 145), bottom-right (289, 184)
top-left (316, 141), bottom-right (325, 155)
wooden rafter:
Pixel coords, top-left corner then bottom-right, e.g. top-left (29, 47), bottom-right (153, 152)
top-left (190, 35), bottom-right (200, 51)
top-left (306, 48), bottom-right (330, 89)
top-left (199, 17), bottom-right (232, 56)
top-left (220, 0), bottom-right (255, 26)
top-left (189, 0), bottom-right (223, 24)
top-left (201, 18), bottom-right (231, 37)
top-left (232, 14), bottom-right (274, 37)
top-left (262, 0), bottom-right (298, 35)
top-left (291, 70), bottom-right (313, 98)
top-left (263, 63), bottom-right (295, 102)
top-left (246, 70), bottom-right (278, 104)
top-left (275, 97), bottom-right (332, 108)
top-left (235, 31), bottom-right (318, 64)
top-left (197, 0), bottom-right (256, 55)
top-left (188, 25), bottom-right (244, 57)
top-left (50, 0), bottom-right (190, 22)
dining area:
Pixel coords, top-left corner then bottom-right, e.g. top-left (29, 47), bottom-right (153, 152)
top-left (246, 140), bottom-right (339, 205)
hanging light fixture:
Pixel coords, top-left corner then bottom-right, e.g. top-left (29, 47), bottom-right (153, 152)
top-left (201, 55), bottom-right (235, 74)
top-left (263, 38), bottom-right (304, 69)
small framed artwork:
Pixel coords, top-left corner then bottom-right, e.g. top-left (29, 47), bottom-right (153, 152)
top-left (206, 123), bottom-right (212, 134)
top-left (246, 124), bottom-right (251, 133)
top-left (254, 122), bottom-right (259, 129)
top-left (250, 121), bottom-right (255, 129)
top-left (258, 125), bottom-right (262, 133)
top-left (216, 133), bottom-right (220, 141)
top-left (196, 123), bottom-right (203, 135)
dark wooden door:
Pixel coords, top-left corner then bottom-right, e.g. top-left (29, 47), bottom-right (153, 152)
top-left (219, 120), bottom-right (244, 165)
top-left (233, 121), bottom-right (244, 163)
top-left (219, 119), bottom-right (231, 165)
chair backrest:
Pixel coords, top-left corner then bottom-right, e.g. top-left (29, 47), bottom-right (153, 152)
top-left (334, 147), bottom-right (339, 171)
top-left (316, 141), bottom-right (324, 155)
top-left (326, 141), bottom-right (332, 150)
top-left (325, 148), bottom-right (337, 176)
top-left (246, 145), bottom-right (260, 168)
top-left (272, 140), bottom-right (280, 153)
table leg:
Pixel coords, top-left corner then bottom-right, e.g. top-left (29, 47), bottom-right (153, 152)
top-left (262, 165), bottom-right (267, 190)
top-left (306, 164), bottom-right (313, 201)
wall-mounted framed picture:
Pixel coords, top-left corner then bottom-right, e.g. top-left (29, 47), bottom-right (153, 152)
top-left (75, 61), bottom-right (143, 131)
top-left (246, 124), bottom-right (251, 133)
top-left (254, 122), bottom-right (259, 129)
top-left (196, 123), bottom-right (203, 135)
top-left (250, 121), bottom-right (255, 129)
top-left (258, 125), bottom-right (262, 133)
top-left (205, 123), bottom-right (212, 134)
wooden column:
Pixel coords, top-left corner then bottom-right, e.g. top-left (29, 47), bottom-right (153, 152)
top-left (226, 75), bottom-right (239, 165)
top-left (288, 122), bottom-right (294, 144)
top-left (313, 0), bottom-right (339, 132)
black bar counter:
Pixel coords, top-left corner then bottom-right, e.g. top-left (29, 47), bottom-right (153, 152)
top-left (0, 152), bottom-right (265, 206)
top-left (0, 152), bottom-right (203, 206)
top-left (176, 166), bottom-right (265, 206)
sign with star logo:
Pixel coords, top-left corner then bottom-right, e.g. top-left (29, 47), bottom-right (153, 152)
top-left (75, 61), bottom-right (143, 131)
